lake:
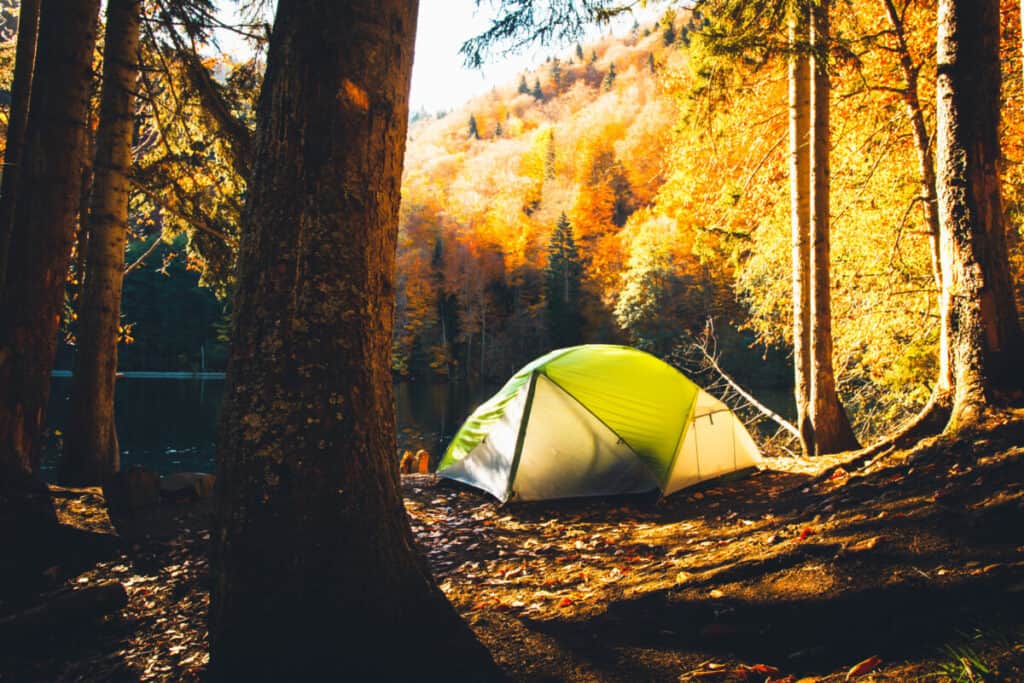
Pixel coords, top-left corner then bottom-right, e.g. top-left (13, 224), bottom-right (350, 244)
top-left (41, 377), bottom-right (496, 480)
top-left (42, 376), bottom-right (792, 481)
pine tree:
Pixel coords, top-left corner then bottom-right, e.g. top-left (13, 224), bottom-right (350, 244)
top-left (468, 113), bottom-right (479, 139)
top-left (545, 212), bottom-right (584, 348)
top-left (61, 0), bottom-right (141, 486)
top-left (663, 22), bottom-right (676, 45)
top-left (0, 0), bottom-right (100, 476)
top-left (936, 0), bottom-right (1024, 431)
top-left (531, 77), bottom-right (543, 100)
top-left (208, 0), bottom-right (499, 678)
top-left (603, 62), bottom-right (617, 90)
top-left (590, 49), bottom-right (597, 63)
top-left (576, 43), bottom-right (583, 60)
top-left (648, 52), bottom-right (656, 73)
top-left (518, 74), bottom-right (529, 94)
top-left (551, 57), bottom-right (561, 89)
top-left (494, 121), bottom-right (503, 137)
top-left (0, 0), bottom-right (40, 286)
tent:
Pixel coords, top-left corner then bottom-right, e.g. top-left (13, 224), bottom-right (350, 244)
top-left (436, 344), bottom-right (760, 502)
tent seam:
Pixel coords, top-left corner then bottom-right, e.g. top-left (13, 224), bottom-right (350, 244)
top-left (660, 386), bottom-right (699, 497)
top-left (505, 370), bottom-right (539, 503)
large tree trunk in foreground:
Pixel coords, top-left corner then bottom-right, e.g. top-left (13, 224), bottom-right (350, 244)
top-left (209, 2), bottom-right (498, 679)
top-left (0, 0), bottom-right (41, 290)
top-left (789, 4), bottom-right (814, 458)
top-left (936, 0), bottom-right (1024, 432)
top-left (808, 0), bottom-right (860, 454)
top-left (0, 0), bottom-right (100, 477)
top-left (61, 0), bottom-right (141, 486)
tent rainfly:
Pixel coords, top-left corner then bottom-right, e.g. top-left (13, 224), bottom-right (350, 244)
top-left (437, 345), bottom-right (761, 502)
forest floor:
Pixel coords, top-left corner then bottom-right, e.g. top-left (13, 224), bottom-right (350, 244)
top-left (2, 408), bottom-right (1023, 682)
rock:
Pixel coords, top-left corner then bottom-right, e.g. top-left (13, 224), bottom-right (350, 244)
top-left (105, 466), bottom-right (160, 514)
top-left (415, 449), bottom-right (431, 474)
top-left (160, 472), bottom-right (216, 501)
top-left (399, 450), bottom-right (416, 474)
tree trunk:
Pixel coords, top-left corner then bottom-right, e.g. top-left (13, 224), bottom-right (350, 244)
top-left (0, 0), bottom-right (101, 476)
top-left (789, 3), bottom-right (814, 458)
top-left (880, 0), bottom-right (952, 396)
top-left (809, 0), bottom-right (860, 454)
top-left (208, 2), bottom-right (498, 679)
top-left (61, 0), bottom-right (141, 486)
top-left (936, 0), bottom-right (1024, 432)
top-left (0, 0), bottom-right (41, 291)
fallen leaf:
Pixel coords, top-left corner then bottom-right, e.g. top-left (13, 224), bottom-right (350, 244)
top-left (845, 655), bottom-right (882, 680)
top-left (848, 536), bottom-right (882, 553)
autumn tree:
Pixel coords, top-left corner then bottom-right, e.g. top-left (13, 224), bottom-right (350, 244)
top-left (546, 212), bottom-right (584, 348)
top-left (808, 0), bottom-right (860, 453)
top-left (208, 1), bottom-right (497, 678)
top-left (935, 0), bottom-right (1024, 432)
top-left (60, 0), bottom-right (142, 486)
top-left (789, 0), bottom-right (814, 456)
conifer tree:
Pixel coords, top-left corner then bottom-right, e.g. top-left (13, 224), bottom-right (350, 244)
top-left (494, 121), bottom-right (503, 137)
top-left (603, 62), bottom-right (616, 90)
top-left (532, 77), bottom-right (543, 100)
top-left (468, 113), bottom-right (480, 139)
top-left (518, 74), bottom-right (529, 94)
top-left (551, 57), bottom-right (561, 89)
top-left (648, 52), bottom-right (655, 73)
top-left (545, 213), bottom-right (584, 349)
top-left (663, 22), bottom-right (676, 45)
top-left (576, 43), bottom-right (583, 60)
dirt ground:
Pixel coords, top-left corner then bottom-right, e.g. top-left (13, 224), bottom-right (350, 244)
top-left (2, 408), bottom-right (1023, 682)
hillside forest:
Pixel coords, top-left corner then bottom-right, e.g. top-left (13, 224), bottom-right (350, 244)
top-left (0, 0), bottom-right (1023, 680)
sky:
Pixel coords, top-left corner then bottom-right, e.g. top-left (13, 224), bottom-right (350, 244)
top-left (410, 0), bottom-right (660, 114)
top-left (216, 2), bottom-right (660, 115)
top-left (409, 0), bottom-right (547, 115)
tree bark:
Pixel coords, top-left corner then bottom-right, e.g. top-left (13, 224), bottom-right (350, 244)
top-left (0, 0), bottom-right (41, 291)
top-left (789, 2), bottom-right (814, 458)
top-left (0, 0), bottom-right (101, 476)
top-left (61, 0), bottom-right (141, 486)
top-left (936, 0), bottom-right (1024, 432)
top-left (208, 2), bottom-right (498, 679)
top-left (809, 0), bottom-right (860, 454)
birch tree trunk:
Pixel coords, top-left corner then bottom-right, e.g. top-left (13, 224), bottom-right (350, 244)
top-left (0, 0), bottom-right (101, 476)
top-left (809, 0), bottom-right (860, 454)
top-left (208, 2), bottom-right (498, 678)
top-left (61, 0), bottom-right (141, 486)
top-left (0, 0), bottom-right (41, 290)
top-left (789, 1), bottom-right (814, 458)
top-left (936, 0), bottom-right (1024, 432)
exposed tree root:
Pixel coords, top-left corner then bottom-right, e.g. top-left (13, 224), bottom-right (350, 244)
top-left (790, 389), bottom-right (952, 492)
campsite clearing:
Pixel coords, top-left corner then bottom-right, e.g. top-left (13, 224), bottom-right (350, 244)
top-left (3, 408), bottom-right (1024, 681)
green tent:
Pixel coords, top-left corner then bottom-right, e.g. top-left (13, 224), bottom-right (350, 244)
top-left (437, 345), bottom-right (760, 502)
